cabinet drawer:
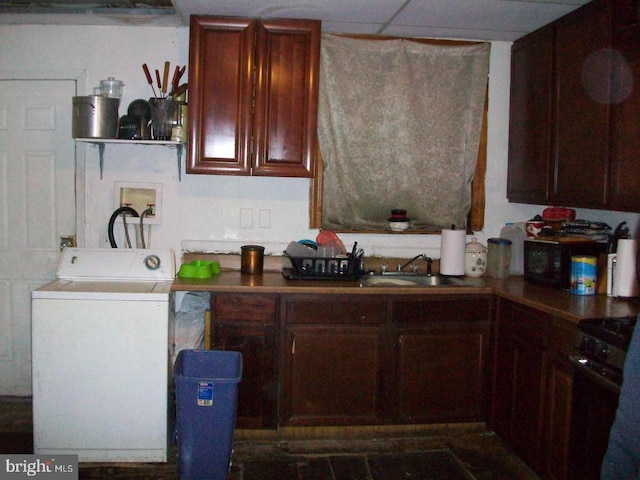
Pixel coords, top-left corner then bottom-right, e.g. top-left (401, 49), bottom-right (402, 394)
top-left (213, 294), bottom-right (276, 323)
top-left (393, 295), bottom-right (491, 325)
top-left (284, 296), bottom-right (387, 325)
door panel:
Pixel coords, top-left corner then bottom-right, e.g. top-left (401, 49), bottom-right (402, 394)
top-left (0, 79), bottom-right (76, 395)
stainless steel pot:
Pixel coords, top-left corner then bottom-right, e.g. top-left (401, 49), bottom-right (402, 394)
top-left (72, 96), bottom-right (119, 139)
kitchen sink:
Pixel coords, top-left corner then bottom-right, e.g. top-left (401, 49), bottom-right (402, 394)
top-left (360, 274), bottom-right (465, 287)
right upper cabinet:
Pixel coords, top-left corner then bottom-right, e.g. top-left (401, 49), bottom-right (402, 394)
top-left (508, 0), bottom-right (640, 213)
top-left (609, 0), bottom-right (640, 211)
top-left (187, 16), bottom-right (320, 178)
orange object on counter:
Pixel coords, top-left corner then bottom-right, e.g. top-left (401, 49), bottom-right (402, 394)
top-left (542, 207), bottom-right (576, 221)
top-left (316, 230), bottom-right (347, 254)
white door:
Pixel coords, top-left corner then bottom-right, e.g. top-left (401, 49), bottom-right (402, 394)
top-left (0, 80), bottom-right (76, 395)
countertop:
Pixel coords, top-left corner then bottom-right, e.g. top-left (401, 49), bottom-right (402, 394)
top-left (172, 270), bottom-right (640, 324)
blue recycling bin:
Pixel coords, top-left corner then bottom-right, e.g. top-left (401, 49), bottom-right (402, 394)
top-left (174, 349), bottom-right (242, 480)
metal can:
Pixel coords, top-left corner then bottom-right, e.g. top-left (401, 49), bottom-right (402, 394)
top-left (240, 245), bottom-right (265, 275)
top-left (571, 256), bottom-right (597, 295)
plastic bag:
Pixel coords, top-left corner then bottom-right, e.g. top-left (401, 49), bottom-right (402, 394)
top-left (170, 291), bottom-right (210, 367)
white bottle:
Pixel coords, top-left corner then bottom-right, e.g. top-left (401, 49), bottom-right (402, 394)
top-left (500, 222), bottom-right (526, 275)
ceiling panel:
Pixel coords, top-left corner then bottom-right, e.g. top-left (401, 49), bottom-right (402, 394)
top-left (391, 0), bottom-right (586, 39)
top-left (173, 0), bottom-right (410, 24)
top-left (0, 0), bottom-right (593, 41)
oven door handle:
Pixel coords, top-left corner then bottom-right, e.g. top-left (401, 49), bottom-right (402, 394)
top-left (569, 355), bottom-right (622, 394)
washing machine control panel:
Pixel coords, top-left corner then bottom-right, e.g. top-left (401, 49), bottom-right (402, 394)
top-left (57, 248), bottom-right (175, 281)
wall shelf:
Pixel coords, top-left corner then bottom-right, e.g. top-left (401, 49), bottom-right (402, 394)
top-left (75, 138), bottom-right (186, 181)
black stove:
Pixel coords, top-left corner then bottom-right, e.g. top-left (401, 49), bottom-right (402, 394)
top-left (572, 316), bottom-right (637, 390)
top-left (569, 315), bottom-right (637, 479)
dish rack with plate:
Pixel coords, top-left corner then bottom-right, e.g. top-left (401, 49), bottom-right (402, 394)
top-left (283, 254), bottom-right (362, 280)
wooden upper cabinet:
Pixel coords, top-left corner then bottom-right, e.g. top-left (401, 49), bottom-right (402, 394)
top-left (252, 20), bottom-right (320, 177)
top-left (187, 16), bottom-right (320, 177)
top-left (507, 0), bottom-right (634, 211)
top-left (609, 0), bottom-right (640, 211)
top-left (552, 0), bottom-right (612, 208)
top-left (507, 25), bottom-right (554, 204)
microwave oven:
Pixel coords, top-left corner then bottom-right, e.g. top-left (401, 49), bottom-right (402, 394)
top-left (524, 238), bottom-right (606, 289)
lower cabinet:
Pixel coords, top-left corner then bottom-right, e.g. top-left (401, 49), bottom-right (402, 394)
top-left (284, 325), bottom-right (389, 425)
top-left (491, 297), bottom-right (576, 480)
top-left (281, 295), bottom-right (391, 426)
top-left (393, 296), bottom-right (491, 423)
top-left (492, 299), bottom-right (549, 470)
top-left (280, 293), bottom-right (492, 427)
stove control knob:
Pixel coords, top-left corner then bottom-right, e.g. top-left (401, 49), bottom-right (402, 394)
top-left (580, 336), bottom-right (596, 353)
top-left (594, 341), bottom-right (610, 360)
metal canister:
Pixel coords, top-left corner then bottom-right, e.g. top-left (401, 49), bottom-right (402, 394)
top-left (571, 256), bottom-right (597, 295)
top-left (241, 245), bottom-right (265, 275)
top-left (72, 96), bottom-right (120, 139)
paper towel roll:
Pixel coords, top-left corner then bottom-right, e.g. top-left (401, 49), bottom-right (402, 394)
top-left (613, 239), bottom-right (639, 297)
top-left (440, 229), bottom-right (466, 275)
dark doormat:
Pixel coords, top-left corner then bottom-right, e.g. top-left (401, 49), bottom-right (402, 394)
top-left (0, 431), bottom-right (33, 454)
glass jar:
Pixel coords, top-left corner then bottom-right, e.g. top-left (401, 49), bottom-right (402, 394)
top-left (487, 238), bottom-right (512, 279)
top-left (100, 77), bottom-right (124, 99)
top-left (465, 238), bottom-right (487, 277)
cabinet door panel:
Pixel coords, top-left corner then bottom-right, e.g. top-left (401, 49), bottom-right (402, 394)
top-left (213, 323), bottom-right (277, 428)
top-left (507, 26), bottom-right (554, 204)
top-left (210, 293), bottom-right (278, 429)
top-left (552, 0), bottom-right (611, 207)
top-left (491, 298), bottom-right (550, 476)
top-left (252, 19), bottom-right (320, 177)
top-left (544, 355), bottom-right (573, 480)
top-left (188, 16), bottom-right (255, 174)
top-left (510, 337), bottom-right (547, 469)
top-left (609, 45), bottom-right (640, 211)
top-left (397, 328), bottom-right (487, 422)
top-left (284, 326), bottom-right (384, 425)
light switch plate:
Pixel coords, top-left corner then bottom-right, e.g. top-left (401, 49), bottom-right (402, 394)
top-left (240, 208), bottom-right (253, 228)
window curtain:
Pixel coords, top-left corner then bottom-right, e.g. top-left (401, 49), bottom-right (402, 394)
top-left (317, 35), bottom-right (490, 231)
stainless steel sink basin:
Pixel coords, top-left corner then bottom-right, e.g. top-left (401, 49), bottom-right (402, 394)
top-left (360, 274), bottom-right (465, 287)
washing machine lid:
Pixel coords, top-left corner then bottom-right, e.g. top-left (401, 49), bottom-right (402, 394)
top-left (56, 248), bottom-right (175, 282)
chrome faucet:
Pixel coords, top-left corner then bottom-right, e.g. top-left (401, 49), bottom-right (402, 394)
top-left (396, 254), bottom-right (433, 275)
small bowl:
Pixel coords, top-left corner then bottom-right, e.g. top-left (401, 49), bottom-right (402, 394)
top-left (178, 260), bottom-right (221, 278)
top-left (388, 220), bottom-right (410, 231)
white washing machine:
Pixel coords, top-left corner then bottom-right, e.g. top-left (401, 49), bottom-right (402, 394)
top-left (31, 248), bottom-right (175, 462)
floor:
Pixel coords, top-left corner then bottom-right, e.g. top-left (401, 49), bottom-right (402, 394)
top-left (0, 397), bottom-right (540, 480)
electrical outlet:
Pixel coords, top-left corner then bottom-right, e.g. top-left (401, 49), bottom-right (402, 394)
top-left (114, 182), bottom-right (162, 225)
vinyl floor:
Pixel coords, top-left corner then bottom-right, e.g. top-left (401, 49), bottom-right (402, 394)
top-left (0, 397), bottom-right (540, 480)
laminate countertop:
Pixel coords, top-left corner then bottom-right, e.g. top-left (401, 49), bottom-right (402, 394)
top-left (172, 271), bottom-right (640, 325)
